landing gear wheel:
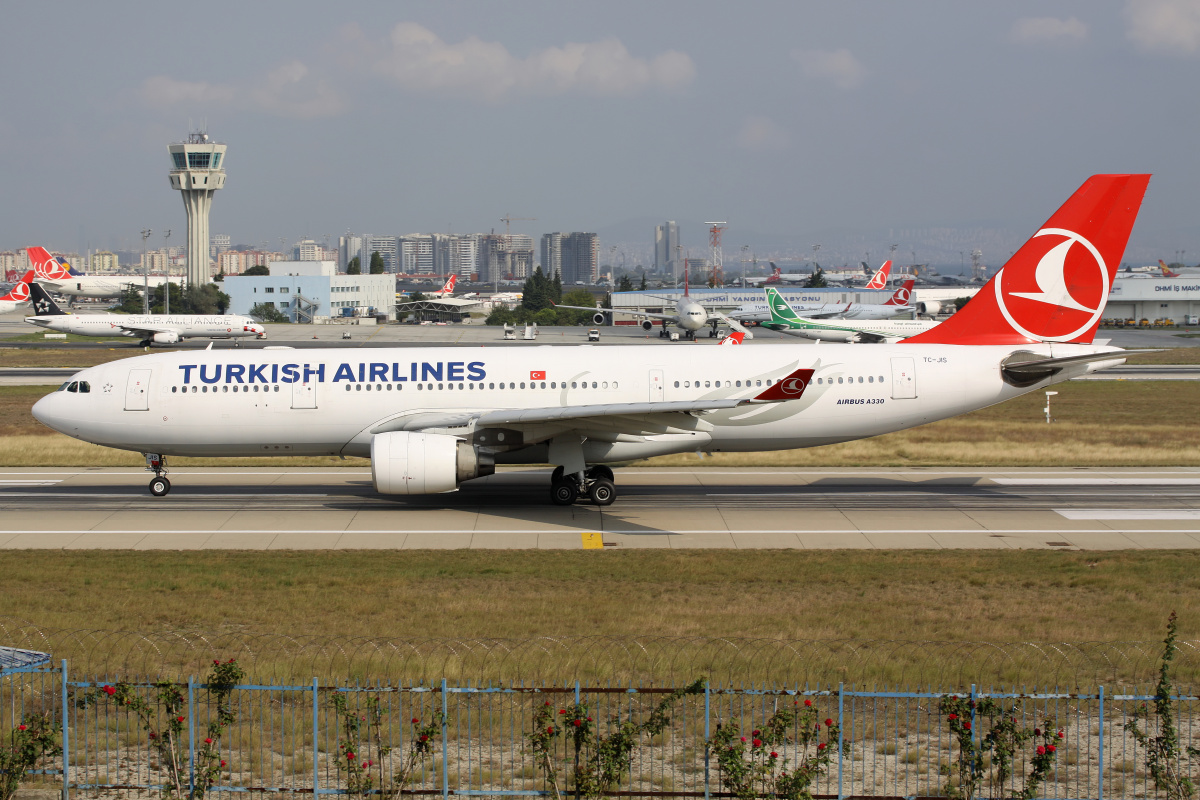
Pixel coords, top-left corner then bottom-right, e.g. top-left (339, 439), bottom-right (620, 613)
top-left (550, 480), bottom-right (578, 506)
top-left (586, 465), bottom-right (614, 483)
top-left (551, 465), bottom-right (564, 483)
top-left (149, 477), bottom-right (171, 497)
top-left (588, 478), bottom-right (616, 506)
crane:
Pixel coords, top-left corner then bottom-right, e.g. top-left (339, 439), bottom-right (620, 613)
top-left (500, 215), bottom-right (536, 237)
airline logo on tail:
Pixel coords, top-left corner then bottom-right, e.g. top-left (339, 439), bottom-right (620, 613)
top-left (766, 287), bottom-right (800, 322)
top-left (765, 265), bottom-right (782, 285)
top-left (438, 274), bottom-right (457, 296)
top-left (884, 279), bottom-right (914, 306)
top-left (864, 260), bottom-right (893, 289)
top-left (1159, 259), bottom-right (1181, 277)
top-left (718, 330), bottom-right (745, 345)
top-left (1, 271), bottom-right (34, 302)
top-left (996, 228), bottom-right (1107, 342)
top-left (27, 247), bottom-right (76, 282)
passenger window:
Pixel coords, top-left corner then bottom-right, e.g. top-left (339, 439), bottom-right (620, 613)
top-left (192, 386), bottom-right (198, 393)
top-left (274, 385), bottom-right (280, 392)
top-left (602, 381), bottom-right (608, 389)
top-left (838, 377), bottom-right (843, 384)
top-left (704, 381), bottom-right (710, 388)
top-left (674, 381), bottom-right (680, 388)
top-left (509, 383), bottom-right (515, 389)
top-left (858, 377), bottom-right (864, 384)
top-left (684, 381), bottom-right (690, 388)
top-left (868, 376), bottom-right (874, 383)
top-left (591, 381), bottom-right (597, 388)
top-left (735, 380), bottom-right (741, 387)
top-left (346, 385), bottom-right (352, 391)
top-left (520, 382), bottom-right (526, 389)
top-left (756, 380), bottom-right (762, 387)
top-left (613, 381), bottom-right (618, 388)
top-left (489, 383), bottom-right (494, 389)
top-left (540, 382), bottom-right (546, 389)
top-left (202, 386), bottom-right (208, 393)
top-left (172, 386), bottom-right (178, 393)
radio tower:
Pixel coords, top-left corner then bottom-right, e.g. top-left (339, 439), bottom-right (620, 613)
top-left (168, 131), bottom-right (226, 286)
top-left (705, 221), bottom-right (727, 287)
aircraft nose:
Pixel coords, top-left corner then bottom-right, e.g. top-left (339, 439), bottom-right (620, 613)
top-left (32, 391), bottom-right (74, 435)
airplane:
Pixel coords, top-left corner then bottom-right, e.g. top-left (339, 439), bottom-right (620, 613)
top-left (433, 274), bottom-right (457, 298)
top-left (731, 279), bottom-right (916, 323)
top-left (761, 286), bottom-right (940, 342)
top-left (555, 264), bottom-right (753, 340)
top-left (25, 282), bottom-right (266, 346)
top-left (28, 246), bottom-right (181, 300)
top-left (0, 271), bottom-right (36, 313)
top-left (33, 174), bottom-right (1151, 507)
top-left (718, 330), bottom-right (745, 345)
top-left (1159, 260), bottom-right (1181, 278)
top-left (863, 261), bottom-right (893, 289)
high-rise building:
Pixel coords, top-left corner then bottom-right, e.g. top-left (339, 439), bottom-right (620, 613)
top-left (89, 252), bottom-right (119, 273)
top-left (540, 233), bottom-right (563, 277)
top-left (544, 232), bottom-right (598, 284)
top-left (339, 235), bottom-right (365, 273)
top-left (294, 239), bottom-right (322, 261)
top-left (168, 132), bottom-right (226, 285)
top-left (654, 221), bottom-right (679, 277)
top-left (365, 236), bottom-right (399, 273)
top-left (211, 234), bottom-right (231, 258)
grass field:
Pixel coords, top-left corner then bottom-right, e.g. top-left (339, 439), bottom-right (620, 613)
top-left (0, 550), bottom-right (1195, 687)
top-left (1, 377), bottom-right (1197, 467)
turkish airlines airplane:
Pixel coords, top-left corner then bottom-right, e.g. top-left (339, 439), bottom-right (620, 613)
top-left (732, 279), bottom-right (916, 323)
top-left (25, 282), bottom-right (266, 346)
top-left (750, 260), bottom-right (893, 288)
top-left (763, 286), bottom-right (939, 342)
top-left (33, 174), bottom-right (1150, 506)
top-left (0, 271), bottom-right (36, 313)
top-left (27, 246), bottom-right (181, 300)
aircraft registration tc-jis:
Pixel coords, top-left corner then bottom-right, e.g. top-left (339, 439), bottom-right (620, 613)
top-left (34, 174), bottom-right (1151, 507)
top-left (25, 282), bottom-right (266, 346)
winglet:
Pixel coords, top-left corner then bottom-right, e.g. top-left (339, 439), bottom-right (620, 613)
top-left (748, 368), bottom-right (815, 403)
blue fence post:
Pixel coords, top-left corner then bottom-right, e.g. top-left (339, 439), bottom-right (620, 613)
top-left (970, 684), bottom-right (977, 748)
top-left (188, 675), bottom-right (196, 797)
top-left (312, 678), bottom-right (319, 800)
top-left (60, 659), bottom-right (69, 800)
top-left (838, 683), bottom-right (845, 800)
top-left (441, 679), bottom-right (449, 800)
top-left (574, 680), bottom-right (580, 706)
top-left (703, 682), bottom-right (710, 800)
top-left (1098, 686), bottom-right (1105, 800)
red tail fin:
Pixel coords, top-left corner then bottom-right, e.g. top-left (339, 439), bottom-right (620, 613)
top-left (1159, 260), bottom-right (1180, 277)
top-left (903, 174), bottom-right (1150, 345)
top-left (26, 246), bottom-right (72, 281)
top-left (884, 278), bottom-right (914, 306)
top-left (440, 274), bottom-right (456, 295)
top-left (865, 260), bottom-right (893, 290)
top-left (0, 271), bottom-right (34, 302)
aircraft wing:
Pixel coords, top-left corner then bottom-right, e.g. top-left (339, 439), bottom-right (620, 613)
top-left (110, 322), bottom-right (177, 338)
top-left (371, 367), bottom-right (815, 440)
top-left (553, 304), bottom-right (680, 323)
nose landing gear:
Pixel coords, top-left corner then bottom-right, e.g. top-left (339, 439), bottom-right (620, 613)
top-left (145, 453), bottom-right (171, 496)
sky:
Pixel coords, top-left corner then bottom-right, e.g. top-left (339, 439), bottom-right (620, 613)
top-left (2, 1), bottom-right (1199, 267)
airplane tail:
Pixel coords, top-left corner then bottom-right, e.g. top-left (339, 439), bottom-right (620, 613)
top-left (28, 282), bottom-right (69, 316)
top-left (0, 271), bottom-right (35, 303)
top-left (26, 246), bottom-right (74, 282)
top-left (717, 330), bottom-right (745, 345)
top-left (883, 278), bottom-right (914, 306)
top-left (439, 274), bottom-right (457, 296)
top-left (765, 287), bottom-right (801, 324)
top-left (864, 260), bottom-right (893, 289)
top-left (1159, 259), bottom-right (1180, 277)
top-left (764, 264), bottom-right (781, 285)
top-left (902, 174), bottom-right (1150, 345)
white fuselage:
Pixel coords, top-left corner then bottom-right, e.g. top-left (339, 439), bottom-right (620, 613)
top-left (38, 276), bottom-right (183, 299)
top-left (734, 301), bottom-right (910, 322)
top-left (25, 313), bottom-right (263, 340)
top-left (771, 317), bottom-right (942, 343)
top-left (0, 299), bottom-right (28, 313)
top-left (33, 342), bottom-right (1123, 462)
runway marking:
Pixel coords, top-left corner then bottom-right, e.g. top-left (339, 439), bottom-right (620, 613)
top-left (581, 531), bottom-right (604, 549)
top-left (0, 492), bottom-right (331, 499)
top-left (0, 480), bottom-right (61, 486)
top-left (993, 478), bottom-right (1200, 485)
top-left (2, 528), bottom-right (1199, 535)
top-left (1056, 509), bottom-right (1200, 520)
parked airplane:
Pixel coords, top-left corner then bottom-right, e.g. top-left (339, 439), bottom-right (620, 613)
top-left (25, 283), bottom-right (265, 346)
top-left (762, 286), bottom-right (940, 342)
top-left (555, 266), bottom-right (753, 339)
top-left (27, 246), bottom-right (180, 300)
top-left (732, 279), bottom-right (916, 323)
top-left (0, 271), bottom-right (36, 313)
top-left (1158, 260), bottom-right (1181, 278)
top-left (433, 274), bottom-right (457, 298)
top-left (33, 174), bottom-right (1151, 507)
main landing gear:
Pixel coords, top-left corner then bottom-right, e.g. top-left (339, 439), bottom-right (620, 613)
top-left (145, 453), bottom-right (171, 496)
top-left (550, 465), bottom-right (616, 506)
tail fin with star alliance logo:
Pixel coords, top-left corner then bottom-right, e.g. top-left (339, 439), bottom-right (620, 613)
top-left (902, 174), bottom-right (1150, 346)
top-left (28, 282), bottom-right (69, 316)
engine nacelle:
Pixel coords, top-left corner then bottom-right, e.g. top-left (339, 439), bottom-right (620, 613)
top-left (640, 319), bottom-right (654, 332)
top-left (371, 431), bottom-right (495, 495)
top-left (592, 312), bottom-right (606, 325)
top-left (151, 331), bottom-right (181, 344)
top-left (916, 300), bottom-right (942, 317)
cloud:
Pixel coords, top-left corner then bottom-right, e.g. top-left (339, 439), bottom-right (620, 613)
top-left (1126, 0), bottom-right (1200, 54)
top-left (372, 22), bottom-right (696, 100)
top-left (736, 116), bottom-right (789, 152)
top-left (790, 48), bottom-right (867, 90)
top-left (1010, 17), bottom-right (1089, 45)
top-left (140, 62), bottom-right (345, 119)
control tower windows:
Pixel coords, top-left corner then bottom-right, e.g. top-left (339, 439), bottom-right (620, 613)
top-left (187, 152), bottom-right (212, 169)
top-left (212, 153), bottom-right (221, 168)
top-left (171, 152), bottom-right (186, 169)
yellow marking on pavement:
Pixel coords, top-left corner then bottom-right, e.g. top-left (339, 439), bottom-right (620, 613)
top-left (581, 531), bottom-right (604, 550)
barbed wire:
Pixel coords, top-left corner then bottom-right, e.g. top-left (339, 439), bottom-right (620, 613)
top-left (1, 617), bottom-right (1193, 689)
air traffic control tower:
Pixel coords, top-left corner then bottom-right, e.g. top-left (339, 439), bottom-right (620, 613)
top-left (168, 132), bottom-right (226, 286)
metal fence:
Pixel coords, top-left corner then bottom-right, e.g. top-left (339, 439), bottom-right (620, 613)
top-left (3, 660), bottom-right (1197, 800)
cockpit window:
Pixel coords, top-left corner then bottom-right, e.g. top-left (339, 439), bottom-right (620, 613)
top-left (58, 382), bottom-right (71, 392)
top-left (66, 382), bottom-right (78, 393)
top-left (78, 381), bottom-right (90, 393)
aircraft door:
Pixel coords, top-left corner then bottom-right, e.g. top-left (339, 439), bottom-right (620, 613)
top-left (125, 369), bottom-right (152, 411)
top-left (890, 357), bottom-right (916, 399)
top-left (291, 380), bottom-right (317, 409)
top-left (649, 369), bottom-right (665, 402)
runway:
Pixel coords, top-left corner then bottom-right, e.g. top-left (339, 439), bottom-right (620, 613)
top-left (2, 467), bottom-right (1199, 550)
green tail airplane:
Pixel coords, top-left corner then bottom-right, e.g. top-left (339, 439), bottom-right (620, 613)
top-left (764, 287), bottom-right (940, 343)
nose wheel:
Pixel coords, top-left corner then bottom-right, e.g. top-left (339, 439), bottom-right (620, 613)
top-left (144, 453), bottom-right (170, 496)
top-left (149, 476), bottom-right (171, 496)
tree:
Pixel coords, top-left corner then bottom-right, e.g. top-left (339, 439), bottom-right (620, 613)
top-left (214, 269), bottom-right (225, 283)
top-left (804, 266), bottom-right (828, 288)
top-left (522, 267), bottom-right (553, 312)
top-left (409, 291), bottom-right (428, 302)
top-left (639, 273), bottom-right (647, 291)
top-left (369, 251), bottom-right (385, 274)
top-left (111, 285), bottom-right (145, 314)
top-left (250, 303), bottom-right (289, 323)
top-left (617, 275), bottom-right (633, 293)
top-left (243, 265), bottom-right (270, 277)
top-left (551, 270), bottom-right (563, 302)
top-left (346, 256), bottom-right (361, 275)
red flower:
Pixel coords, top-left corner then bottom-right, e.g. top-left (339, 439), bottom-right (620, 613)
top-left (362, 762), bottom-right (368, 768)
top-left (752, 738), bottom-right (762, 748)
top-left (825, 718), bottom-right (833, 727)
top-left (573, 719), bottom-right (582, 727)
top-left (221, 761), bottom-right (226, 767)
top-left (18, 724), bottom-right (26, 731)
top-left (420, 734), bottom-right (429, 742)
top-left (587, 717), bottom-right (593, 722)
top-left (544, 701), bottom-right (551, 706)
top-left (740, 737), bottom-right (747, 743)
top-left (558, 709), bottom-right (567, 715)
top-left (1057, 731), bottom-right (1064, 739)
top-left (1048, 745), bottom-right (1056, 753)
top-left (804, 699), bottom-right (812, 707)
top-left (103, 685), bottom-right (116, 696)
top-left (1034, 728), bottom-right (1041, 736)
top-left (204, 738), bottom-right (213, 745)
top-left (817, 743), bottom-right (826, 750)
top-left (963, 722), bottom-right (971, 730)
top-left (1037, 746), bottom-right (1046, 755)
top-left (367, 761), bottom-right (373, 767)
top-left (177, 716), bottom-right (186, 723)
top-left (346, 752), bottom-right (355, 760)
top-left (770, 751), bottom-right (778, 758)
top-left (948, 713), bottom-right (958, 721)
top-left (149, 733), bottom-right (157, 739)
top-left (411, 718), bottom-right (419, 725)
top-left (546, 727), bottom-right (554, 734)
top-left (214, 660), bottom-right (220, 665)
top-left (752, 729), bottom-right (761, 736)
top-left (227, 658), bottom-right (235, 664)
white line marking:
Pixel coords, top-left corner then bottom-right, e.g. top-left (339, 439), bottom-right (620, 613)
top-left (2, 528), bottom-right (1199, 535)
top-left (993, 478), bottom-right (1200, 485)
top-left (0, 480), bottom-right (61, 485)
top-left (1056, 509), bottom-right (1200, 520)
top-left (0, 493), bottom-right (330, 499)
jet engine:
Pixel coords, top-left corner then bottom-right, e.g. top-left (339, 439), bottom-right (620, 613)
top-left (151, 331), bottom-right (181, 344)
top-left (916, 300), bottom-right (942, 318)
top-left (592, 312), bottom-right (606, 325)
top-left (371, 431), bottom-right (495, 495)
top-left (640, 319), bottom-right (654, 332)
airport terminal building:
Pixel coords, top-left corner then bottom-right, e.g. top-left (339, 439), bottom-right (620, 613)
top-left (224, 261), bottom-right (395, 323)
top-left (1105, 276), bottom-right (1200, 324)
